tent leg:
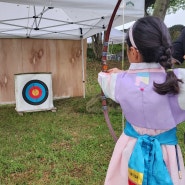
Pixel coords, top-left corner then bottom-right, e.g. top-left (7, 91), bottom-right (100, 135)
top-left (81, 38), bottom-right (85, 98)
top-left (122, 1), bottom-right (125, 129)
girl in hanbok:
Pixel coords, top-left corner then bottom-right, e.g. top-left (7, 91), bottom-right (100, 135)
top-left (98, 16), bottom-right (185, 185)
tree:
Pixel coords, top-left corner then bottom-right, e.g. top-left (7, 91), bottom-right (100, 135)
top-left (153, 0), bottom-right (170, 20)
top-left (90, 32), bottom-right (103, 60)
top-left (146, 0), bottom-right (185, 17)
top-left (169, 24), bottom-right (184, 42)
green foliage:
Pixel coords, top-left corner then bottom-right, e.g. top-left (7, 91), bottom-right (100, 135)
top-left (168, 0), bottom-right (185, 13)
top-left (146, 0), bottom-right (185, 15)
top-left (0, 99), bottom-right (117, 185)
top-left (87, 47), bottom-right (96, 60)
top-left (169, 24), bottom-right (184, 41)
top-left (108, 44), bottom-right (122, 54)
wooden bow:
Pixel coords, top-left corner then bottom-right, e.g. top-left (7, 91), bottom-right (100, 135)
top-left (101, 0), bottom-right (122, 142)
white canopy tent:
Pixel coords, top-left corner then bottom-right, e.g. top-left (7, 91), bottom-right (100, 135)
top-left (87, 28), bottom-right (124, 44)
top-left (0, 0), bottom-right (144, 99)
top-left (109, 28), bottom-right (124, 44)
top-left (0, 0), bottom-right (144, 39)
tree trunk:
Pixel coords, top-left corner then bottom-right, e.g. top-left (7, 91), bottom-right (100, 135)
top-left (153, 0), bottom-right (170, 20)
top-left (91, 32), bottom-right (103, 60)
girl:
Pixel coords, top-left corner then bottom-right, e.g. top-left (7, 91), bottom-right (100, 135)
top-left (98, 16), bottom-right (185, 185)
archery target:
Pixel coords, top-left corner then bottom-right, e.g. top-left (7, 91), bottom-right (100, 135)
top-left (15, 73), bottom-right (55, 112)
top-left (22, 80), bottom-right (48, 105)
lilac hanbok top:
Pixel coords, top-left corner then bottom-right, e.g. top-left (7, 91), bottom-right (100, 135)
top-left (98, 63), bottom-right (185, 130)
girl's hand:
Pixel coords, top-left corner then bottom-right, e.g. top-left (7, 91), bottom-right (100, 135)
top-left (107, 68), bottom-right (123, 74)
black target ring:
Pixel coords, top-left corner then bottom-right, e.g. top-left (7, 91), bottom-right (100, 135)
top-left (22, 80), bottom-right (49, 105)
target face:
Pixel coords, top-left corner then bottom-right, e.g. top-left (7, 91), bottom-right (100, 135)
top-left (22, 80), bottom-right (49, 105)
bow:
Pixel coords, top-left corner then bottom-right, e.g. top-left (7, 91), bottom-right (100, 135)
top-left (101, 0), bottom-right (122, 142)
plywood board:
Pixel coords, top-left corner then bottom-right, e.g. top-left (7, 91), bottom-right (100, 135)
top-left (0, 38), bottom-right (87, 104)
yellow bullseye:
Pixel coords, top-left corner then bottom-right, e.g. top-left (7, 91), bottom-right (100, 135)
top-left (32, 89), bottom-right (39, 96)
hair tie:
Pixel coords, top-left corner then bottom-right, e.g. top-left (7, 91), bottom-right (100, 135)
top-left (128, 23), bottom-right (137, 48)
top-left (166, 69), bottom-right (173, 72)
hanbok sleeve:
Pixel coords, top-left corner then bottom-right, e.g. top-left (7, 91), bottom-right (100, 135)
top-left (177, 68), bottom-right (185, 110)
top-left (171, 68), bottom-right (185, 125)
top-left (98, 72), bottom-right (118, 102)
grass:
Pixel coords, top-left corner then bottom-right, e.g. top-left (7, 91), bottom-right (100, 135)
top-left (0, 60), bottom-right (185, 185)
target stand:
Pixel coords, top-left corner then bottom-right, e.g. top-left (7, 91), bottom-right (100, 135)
top-left (14, 73), bottom-right (56, 115)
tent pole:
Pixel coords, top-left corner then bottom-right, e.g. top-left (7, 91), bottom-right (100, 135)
top-left (81, 38), bottom-right (85, 98)
top-left (122, 1), bottom-right (125, 129)
top-left (122, 1), bottom-right (125, 70)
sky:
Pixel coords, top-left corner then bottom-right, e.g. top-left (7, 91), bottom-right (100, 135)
top-left (164, 9), bottom-right (185, 27)
top-left (116, 9), bottom-right (185, 30)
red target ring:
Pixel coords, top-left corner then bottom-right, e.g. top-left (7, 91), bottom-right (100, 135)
top-left (29, 86), bottom-right (42, 99)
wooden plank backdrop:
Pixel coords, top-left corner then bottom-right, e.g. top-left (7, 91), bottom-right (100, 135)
top-left (0, 38), bottom-right (87, 104)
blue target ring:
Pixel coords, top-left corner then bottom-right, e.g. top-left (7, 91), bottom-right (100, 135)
top-left (22, 80), bottom-right (49, 105)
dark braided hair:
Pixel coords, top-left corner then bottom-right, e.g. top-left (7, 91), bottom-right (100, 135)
top-left (125, 16), bottom-right (183, 95)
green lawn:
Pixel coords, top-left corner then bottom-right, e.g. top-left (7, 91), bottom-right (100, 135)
top-left (0, 61), bottom-right (185, 185)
